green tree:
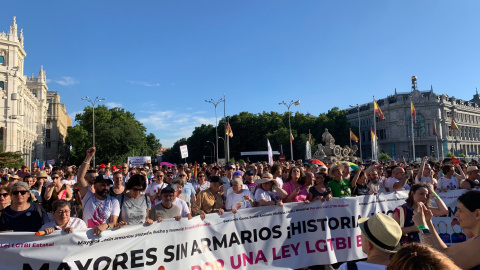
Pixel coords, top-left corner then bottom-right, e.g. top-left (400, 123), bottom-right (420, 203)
top-left (0, 151), bottom-right (24, 169)
top-left (446, 152), bottom-right (456, 158)
top-left (67, 105), bottom-right (161, 165)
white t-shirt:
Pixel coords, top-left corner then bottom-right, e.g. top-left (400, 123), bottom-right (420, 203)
top-left (254, 188), bottom-right (278, 202)
top-left (384, 177), bottom-right (409, 191)
top-left (118, 194), bottom-right (150, 225)
top-left (40, 217), bottom-right (87, 231)
top-left (437, 176), bottom-right (458, 191)
top-left (275, 177), bottom-right (284, 188)
top-left (172, 198), bottom-right (190, 217)
top-left (338, 261), bottom-right (386, 270)
top-left (193, 181), bottom-right (210, 192)
top-left (226, 184), bottom-right (249, 197)
top-left (81, 190), bottom-right (120, 228)
top-left (418, 176), bottom-right (435, 185)
top-left (145, 182), bottom-right (169, 205)
top-left (226, 189), bottom-right (254, 210)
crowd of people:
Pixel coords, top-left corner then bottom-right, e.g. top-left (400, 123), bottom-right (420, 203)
top-left (1, 147), bottom-right (480, 269)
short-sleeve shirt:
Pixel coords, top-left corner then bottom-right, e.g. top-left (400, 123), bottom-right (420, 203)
top-left (327, 179), bottom-right (351, 197)
top-left (149, 203), bottom-right (180, 220)
top-left (282, 181), bottom-right (308, 202)
top-left (254, 188), bottom-right (274, 202)
top-left (182, 182), bottom-right (196, 199)
top-left (0, 203), bottom-right (49, 232)
top-left (226, 189), bottom-right (254, 210)
top-left (438, 176), bottom-right (458, 190)
top-left (193, 181), bottom-right (210, 192)
top-left (145, 182), bottom-right (168, 205)
top-left (40, 217), bottom-right (87, 231)
top-left (193, 189), bottom-right (223, 214)
top-left (172, 198), bottom-right (190, 217)
top-left (81, 190), bottom-right (120, 228)
top-left (118, 194), bottom-right (150, 225)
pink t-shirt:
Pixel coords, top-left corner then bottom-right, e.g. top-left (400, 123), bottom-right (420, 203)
top-left (282, 181), bottom-right (308, 202)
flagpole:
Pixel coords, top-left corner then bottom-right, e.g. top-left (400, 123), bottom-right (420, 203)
top-left (410, 96), bottom-right (416, 161)
top-left (439, 115), bottom-right (444, 159)
top-left (435, 124), bottom-right (440, 161)
top-left (349, 128), bottom-right (352, 148)
top-left (373, 96), bottom-right (377, 160)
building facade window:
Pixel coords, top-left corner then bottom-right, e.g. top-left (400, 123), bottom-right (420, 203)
top-left (0, 56), bottom-right (4, 64)
top-left (46, 129), bottom-right (50, 139)
top-left (0, 81), bottom-right (4, 90)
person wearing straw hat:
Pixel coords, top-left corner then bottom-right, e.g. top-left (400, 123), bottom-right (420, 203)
top-left (254, 173), bottom-right (288, 207)
top-left (338, 213), bottom-right (402, 270)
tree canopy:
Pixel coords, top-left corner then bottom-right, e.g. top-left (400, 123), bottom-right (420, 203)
top-left (67, 105), bottom-right (161, 165)
top-left (162, 107), bottom-right (352, 163)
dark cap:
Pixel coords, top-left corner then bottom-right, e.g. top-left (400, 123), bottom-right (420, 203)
top-left (210, 176), bottom-right (223, 184)
top-left (225, 164), bottom-right (235, 170)
top-left (161, 184), bottom-right (176, 194)
top-left (94, 174), bottom-right (113, 185)
top-left (212, 166), bottom-right (220, 170)
top-left (246, 170), bottom-right (254, 176)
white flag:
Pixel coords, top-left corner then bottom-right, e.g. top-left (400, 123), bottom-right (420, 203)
top-left (305, 141), bottom-right (312, 160)
top-left (267, 139), bottom-right (273, 165)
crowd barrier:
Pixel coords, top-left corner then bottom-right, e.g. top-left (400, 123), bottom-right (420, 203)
top-left (0, 189), bottom-right (466, 270)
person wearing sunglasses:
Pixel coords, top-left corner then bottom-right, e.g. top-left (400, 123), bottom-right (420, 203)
top-left (0, 186), bottom-right (11, 211)
top-left (0, 182), bottom-right (49, 232)
top-left (118, 174), bottom-right (153, 226)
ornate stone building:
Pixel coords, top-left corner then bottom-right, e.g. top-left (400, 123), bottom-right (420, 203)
top-left (0, 17), bottom-right (71, 166)
top-left (346, 77), bottom-right (480, 160)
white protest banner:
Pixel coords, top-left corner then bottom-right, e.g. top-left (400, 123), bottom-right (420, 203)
top-left (180, 144), bottom-right (189, 159)
top-left (431, 189), bottom-right (468, 245)
top-left (127, 156), bottom-right (151, 167)
top-left (0, 191), bottom-right (409, 270)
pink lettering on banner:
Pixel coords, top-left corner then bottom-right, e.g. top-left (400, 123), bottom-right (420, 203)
top-left (356, 235), bottom-right (362, 247)
top-left (191, 259), bottom-right (224, 270)
top-left (230, 250), bottom-right (267, 269)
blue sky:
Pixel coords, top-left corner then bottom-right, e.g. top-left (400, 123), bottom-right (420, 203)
top-left (3, 1), bottom-right (480, 147)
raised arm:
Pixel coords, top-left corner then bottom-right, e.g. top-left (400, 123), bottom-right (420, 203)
top-left (416, 156), bottom-right (428, 183)
top-left (77, 147), bottom-right (96, 198)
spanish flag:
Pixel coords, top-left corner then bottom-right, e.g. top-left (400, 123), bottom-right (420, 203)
top-left (350, 130), bottom-right (359, 142)
top-left (373, 99), bottom-right (385, 120)
top-left (411, 101), bottom-right (416, 125)
top-left (451, 119), bottom-right (459, 131)
top-left (433, 120), bottom-right (438, 137)
top-left (370, 128), bottom-right (378, 140)
top-left (290, 132), bottom-right (294, 143)
top-left (294, 100), bottom-right (300, 106)
top-left (226, 122), bottom-right (233, 138)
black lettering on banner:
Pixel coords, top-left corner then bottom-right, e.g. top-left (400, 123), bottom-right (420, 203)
top-left (112, 253), bottom-right (128, 269)
top-left (178, 243), bottom-right (188, 261)
top-left (145, 248), bottom-right (157, 266)
top-left (272, 225), bottom-right (282, 238)
top-left (200, 238), bottom-right (212, 252)
top-left (130, 249), bottom-right (144, 268)
top-left (307, 219), bottom-right (317, 232)
top-left (164, 245), bottom-right (174, 263)
top-left (212, 234), bottom-right (227, 250)
top-left (23, 264), bottom-right (50, 270)
top-left (229, 233), bottom-right (240, 247)
top-left (75, 258), bottom-right (92, 270)
top-left (328, 217), bottom-right (339, 230)
top-left (340, 217), bottom-right (351, 229)
top-left (93, 256), bottom-right (112, 270)
top-left (240, 230), bottom-right (253, 243)
top-left (191, 240), bottom-right (202, 256)
top-left (259, 227), bottom-right (271, 241)
top-left (317, 218), bottom-right (327, 230)
top-left (58, 263), bottom-right (71, 270)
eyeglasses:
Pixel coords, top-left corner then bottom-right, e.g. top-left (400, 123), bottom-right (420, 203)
top-left (122, 167), bottom-right (128, 169)
top-left (0, 193), bottom-right (9, 197)
top-left (178, 174), bottom-right (187, 177)
top-left (56, 210), bottom-right (70, 215)
top-left (52, 177), bottom-right (60, 179)
top-left (156, 175), bottom-right (164, 177)
top-left (12, 190), bottom-right (28, 196)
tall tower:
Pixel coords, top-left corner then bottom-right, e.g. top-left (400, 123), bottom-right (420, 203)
top-left (411, 76), bottom-right (418, 92)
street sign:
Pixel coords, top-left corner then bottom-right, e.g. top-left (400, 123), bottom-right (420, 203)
top-left (279, 155), bottom-right (286, 162)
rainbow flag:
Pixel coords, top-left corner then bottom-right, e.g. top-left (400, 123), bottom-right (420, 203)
top-left (350, 130), bottom-right (359, 142)
top-left (192, 162), bottom-right (198, 180)
top-left (373, 99), bottom-right (385, 120)
top-left (411, 101), bottom-right (416, 125)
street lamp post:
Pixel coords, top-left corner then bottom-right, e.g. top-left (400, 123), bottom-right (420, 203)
top-left (205, 98), bottom-right (225, 164)
top-left (218, 137), bottom-right (225, 160)
top-left (279, 100), bottom-right (300, 161)
top-left (206, 141), bottom-right (215, 164)
top-left (81, 96), bottom-right (105, 167)
top-left (349, 104), bottom-right (363, 161)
